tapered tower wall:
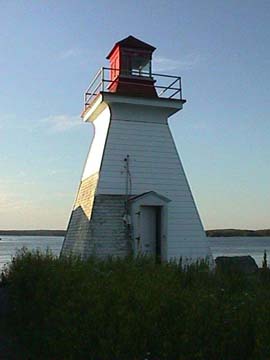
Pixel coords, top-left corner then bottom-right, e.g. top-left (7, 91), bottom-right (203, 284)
top-left (62, 95), bottom-right (211, 261)
top-left (96, 99), bottom-right (210, 260)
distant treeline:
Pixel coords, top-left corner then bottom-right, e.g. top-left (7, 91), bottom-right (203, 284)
top-left (206, 229), bottom-right (270, 237)
top-left (1, 228), bottom-right (269, 237)
top-left (0, 230), bottom-right (66, 237)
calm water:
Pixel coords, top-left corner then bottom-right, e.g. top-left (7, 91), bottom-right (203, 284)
top-left (0, 235), bottom-right (270, 270)
top-left (0, 236), bottom-right (64, 270)
top-left (209, 236), bottom-right (270, 267)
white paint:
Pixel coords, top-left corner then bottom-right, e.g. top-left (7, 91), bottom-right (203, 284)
top-left (93, 96), bottom-right (212, 262)
top-left (82, 106), bottom-right (110, 180)
top-left (129, 191), bottom-right (170, 260)
top-left (140, 206), bottom-right (157, 255)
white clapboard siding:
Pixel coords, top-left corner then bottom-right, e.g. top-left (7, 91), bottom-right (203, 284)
top-left (82, 107), bottom-right (110, 180)
top-left (95, 101), bottom-right (211, 261)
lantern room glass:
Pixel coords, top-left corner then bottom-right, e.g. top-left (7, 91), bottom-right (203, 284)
top-left (131, 56), bottom-right (151, 77)
top-left (122, 53), bottom-right (152, 77)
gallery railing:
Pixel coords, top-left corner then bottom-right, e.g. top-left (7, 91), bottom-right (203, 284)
top-left (84, 67), bottom-right (183, 109)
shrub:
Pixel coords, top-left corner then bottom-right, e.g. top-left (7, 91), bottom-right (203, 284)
top-left (2, 250), bottom-right (270, 359)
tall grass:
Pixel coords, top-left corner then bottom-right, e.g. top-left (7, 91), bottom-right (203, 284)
top-left (2, 248), bottom-right (270, 359)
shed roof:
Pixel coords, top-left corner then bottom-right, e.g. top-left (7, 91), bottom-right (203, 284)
top-left (129, 191), bottom-right (170, 203)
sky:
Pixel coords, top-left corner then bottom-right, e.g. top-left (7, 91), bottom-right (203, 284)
top-left (0, 0), bottom-right (269, 230)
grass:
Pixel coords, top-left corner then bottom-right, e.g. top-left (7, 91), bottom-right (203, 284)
top-left (1, 248), bottom-right (270, 359)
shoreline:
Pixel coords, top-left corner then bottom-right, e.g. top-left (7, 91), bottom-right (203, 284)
top-left (1, 228), bottom-right (270, 237)
top-left (0, 230), bottom-right (65, 237)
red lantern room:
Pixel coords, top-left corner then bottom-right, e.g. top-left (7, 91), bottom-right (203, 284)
top-left (106, 35), bottom-right (158, 97)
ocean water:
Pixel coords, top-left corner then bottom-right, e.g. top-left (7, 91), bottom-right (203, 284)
top-left (0, 235), bottom-right (270, 270)
top-left (0, 236), bottom-right (64, 270)
top-left (209, 236), bottom-right (270, 267)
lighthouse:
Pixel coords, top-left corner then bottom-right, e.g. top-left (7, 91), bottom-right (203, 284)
top-left (61, 35), bottom-right (212, 263)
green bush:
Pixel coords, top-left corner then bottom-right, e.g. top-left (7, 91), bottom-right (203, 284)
top-left (2, 249), bottom-right (270, 359)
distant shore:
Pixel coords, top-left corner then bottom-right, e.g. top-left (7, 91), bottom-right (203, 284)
top-left (0, 230), bottom-right (66, 237)
top-left (206, 229), bottom-right (270, 237)
top-left (0, 228), bottom-right (270, 237)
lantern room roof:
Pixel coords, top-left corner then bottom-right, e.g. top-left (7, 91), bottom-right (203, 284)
top-left (106, 35), bottom-right (156, 59)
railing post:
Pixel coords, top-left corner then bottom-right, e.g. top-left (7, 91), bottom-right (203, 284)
top-left (179, 77), bottom-right (182, 100)
top-left (101, 67), bottom-right (104, 92)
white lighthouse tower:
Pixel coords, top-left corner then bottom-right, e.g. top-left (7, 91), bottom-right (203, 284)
top-left (61, 36), bottom-right (211, 263)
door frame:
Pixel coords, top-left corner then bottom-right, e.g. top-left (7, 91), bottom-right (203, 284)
top-left (129, 191), bottom-right (170, 261)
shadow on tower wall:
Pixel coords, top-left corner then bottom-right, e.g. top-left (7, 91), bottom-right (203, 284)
top-left (61, 206), bottom-right (93, 260)
top-left (61, 195), bottom-right (131, 259)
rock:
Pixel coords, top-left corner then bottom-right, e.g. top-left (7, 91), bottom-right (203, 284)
top-left (215, 255), bottom-right (258, 274)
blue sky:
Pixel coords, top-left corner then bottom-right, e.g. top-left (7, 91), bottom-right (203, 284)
top-left (0, 0), bottom-right (269, 230)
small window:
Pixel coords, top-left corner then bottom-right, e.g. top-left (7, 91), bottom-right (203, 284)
top-left (121, 52), bottom-right (151, 77)
top-left (131, 56), bottom-right (151, 77)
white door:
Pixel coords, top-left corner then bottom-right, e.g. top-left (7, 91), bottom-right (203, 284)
top-left (140, 206), bottom-right (157, 256)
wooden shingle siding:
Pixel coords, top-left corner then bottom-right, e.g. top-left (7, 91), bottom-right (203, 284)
top-left (74, 172), bottom-right (99, 219)
top-left (61, 172), bottom-right (99, 256)
top-left (62, 194), bottom-right (128, 258)
top-left (84, 195), bottom-right (128, 258)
